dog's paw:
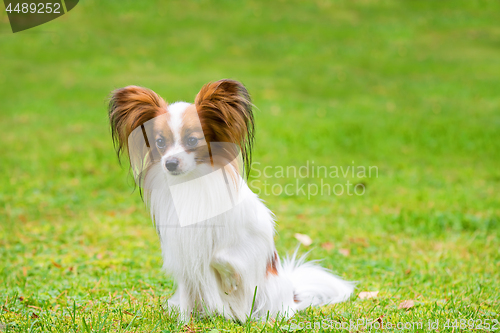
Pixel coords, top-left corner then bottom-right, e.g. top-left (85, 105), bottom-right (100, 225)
top-left (211, 257), bottom-right (240, 295)
top-left (166, 289), bottom-right (181, 307)
top-left (221, 272), bottom-right (240, 295)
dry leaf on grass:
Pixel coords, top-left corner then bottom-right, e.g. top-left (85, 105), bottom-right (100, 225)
top-left (358, 291), bottom-right (379, 299)
top-left (51, 261), bottom-right (62, 268)
top-left (349, 237), bottom-right (369, 247)
top-left (398, 300), bottom-right (415, 309)
top-left (294, 233), bottom-right (312, 246)
top-left (321, 242), bottom-right (334, 250)
top-left (125, 206), bottom-right (136, 215)
top-left (338, 248), bottom-right (350, 256)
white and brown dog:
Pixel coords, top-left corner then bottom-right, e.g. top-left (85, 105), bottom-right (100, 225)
top-left (108, 79), bottom-right (353, 322)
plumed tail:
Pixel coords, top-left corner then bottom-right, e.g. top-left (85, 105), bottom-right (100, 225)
top-left (281, 249), bottom-right (355, 311)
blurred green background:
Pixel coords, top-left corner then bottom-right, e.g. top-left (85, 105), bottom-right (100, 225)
top-left (1, 0), bottom-right (499, 331)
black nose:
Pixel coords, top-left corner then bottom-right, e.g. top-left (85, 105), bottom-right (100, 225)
top-left (165, 158), bottom-right (179, 172)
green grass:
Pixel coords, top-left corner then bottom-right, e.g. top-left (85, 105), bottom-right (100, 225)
top-left (1, 0), bottom-right (499, 331)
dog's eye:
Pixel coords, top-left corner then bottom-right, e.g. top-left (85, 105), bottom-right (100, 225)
top-left (186, 137), bottom-right (198, 147)
top-left (156, 138), bottom-right (166, 149)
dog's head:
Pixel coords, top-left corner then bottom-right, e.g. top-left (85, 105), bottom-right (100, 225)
top-left (108, 80), bottom-right (254, 184)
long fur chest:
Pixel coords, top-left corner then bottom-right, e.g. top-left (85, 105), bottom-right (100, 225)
top-left (145, 165), bottom-right (272, 283)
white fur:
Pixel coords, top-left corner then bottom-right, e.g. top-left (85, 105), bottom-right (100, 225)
top-left (161, 102), bottom-right (197, 175)
top-left (167, 102), bottom-right (189, 142)
top-left (142, 102), bottom-right (354, 322)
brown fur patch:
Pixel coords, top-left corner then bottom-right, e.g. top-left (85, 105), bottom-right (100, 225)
top-left (194, 80), bottom-right (254, 178)
top-left (152, 115), bottom-right (174, 152)
top-left (266, 251), bottom-right (279, 276)
top-left (181, 105), bottom-right (203, 136)
top-left (108, 85), bottom-right (167, 159)
top-left (108, 86), bottom-right (168, 192)
top-left (180, 105), bottom-right (209, 163)
top-left (293, 293), bottom-right (300, 303)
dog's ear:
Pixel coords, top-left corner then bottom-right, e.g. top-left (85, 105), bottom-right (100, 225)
top-left (108, 86), bottom-right (167, 161)
top-left (195, 79), bottom-right (254, 176)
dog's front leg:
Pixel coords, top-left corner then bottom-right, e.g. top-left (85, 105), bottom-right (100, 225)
top-left (211, 253), bottom-right (241, 295)
top-left (170, 283), bottom-right (194, 323)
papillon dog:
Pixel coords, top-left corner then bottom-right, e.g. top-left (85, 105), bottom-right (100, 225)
top-left (108, 79), bottom-right (353, 322)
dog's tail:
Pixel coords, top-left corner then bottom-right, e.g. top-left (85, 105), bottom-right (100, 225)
top-left (281, 248), bottom-right (355, 311)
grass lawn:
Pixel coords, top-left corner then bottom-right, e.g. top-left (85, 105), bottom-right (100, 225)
top-left (1, 0), bottom-right (499, 331)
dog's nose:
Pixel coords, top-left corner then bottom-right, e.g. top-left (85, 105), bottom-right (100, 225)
top-left (165, 158), bottom-right (179, 172)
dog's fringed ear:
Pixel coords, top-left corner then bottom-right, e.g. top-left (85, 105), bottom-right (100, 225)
top-left (108, 86), bottom-right (167, 161)
top-left (195, 79), bottom-right (255, 177)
